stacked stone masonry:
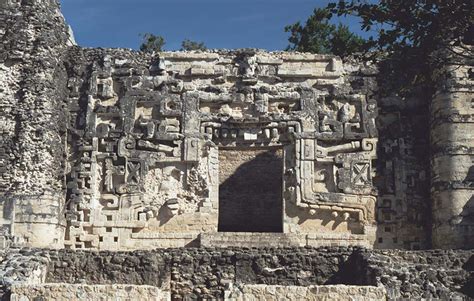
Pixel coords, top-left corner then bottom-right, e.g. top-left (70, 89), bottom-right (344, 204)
top-left (224, 285), bottom-right (387, 301)
top-left (0, 247), bottom-right (472, 300)
top-left (10, 284), bottom-right (169, 301)
top-left (431, 49), bottom-right (474, 249)
top-left (0, 0), bottom-right (473, 300)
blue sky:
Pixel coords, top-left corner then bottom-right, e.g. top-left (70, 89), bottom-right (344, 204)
top-left (59, 0), bottom-right (369, 51)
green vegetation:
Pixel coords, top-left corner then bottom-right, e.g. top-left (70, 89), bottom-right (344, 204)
top-left (139, 33), bottom-right (165, 53)
top-left (285, 8), bottom-right (366, 57)
top-left (139, 35), bottom-right (208, 52)
top-left (287, 0), bottom-right (473, 93)
top-left (181, 39), bottom-right (207, 51)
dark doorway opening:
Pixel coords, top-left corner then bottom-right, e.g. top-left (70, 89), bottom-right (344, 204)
top-left (218, 148), bottom-right (283, 232)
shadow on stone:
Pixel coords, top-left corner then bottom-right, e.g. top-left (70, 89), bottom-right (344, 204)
top-left (218, 148), bottom-right (283, 233)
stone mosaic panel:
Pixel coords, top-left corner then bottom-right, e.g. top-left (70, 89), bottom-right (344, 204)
top-left (62, 50), bottom-right (378, 250)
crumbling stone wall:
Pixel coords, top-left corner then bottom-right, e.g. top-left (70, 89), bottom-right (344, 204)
top-left (0, 247), bottom-right (472, 300)
top-left (0, 0), bottom-right (74, 248)
top-left (364, 249), bottom-right (474, 299)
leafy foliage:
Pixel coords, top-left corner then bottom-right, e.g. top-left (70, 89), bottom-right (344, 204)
top-left (327, 0), bottom-right (473, 93)
top-left (287, 1), bottom-right (473, 94)
top-left (139, 33), bottom-right (165, 53)
top-left (181, 39), bottom-right (207, 51)
top-left (329, 0), bottom-right (472, 53)
top-left (285, 8), bottom-right (367, 57)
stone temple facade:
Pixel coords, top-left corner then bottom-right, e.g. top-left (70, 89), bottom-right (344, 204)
top-left (0, 0), bottom-right (473, 300)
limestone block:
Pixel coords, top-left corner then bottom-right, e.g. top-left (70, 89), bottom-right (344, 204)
top-left (432, 154), bottom-right (473, 182)
top-left (431, 92), bottom-right (474, 118)
top-left (225, 285), bottom-right (387, 301)
top-left (431, 123), bottom-right (474, 148)
top-left (10, 284), bottom-right (170, 301)
top-left (200, 232), bottom-right (306, 248)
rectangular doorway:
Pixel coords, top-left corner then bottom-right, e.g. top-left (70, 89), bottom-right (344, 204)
top-left (218, 148), bottom-right (283, 232)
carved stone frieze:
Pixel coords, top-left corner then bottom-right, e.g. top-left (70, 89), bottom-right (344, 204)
top-left (59, 50), bottom-right (380, 250)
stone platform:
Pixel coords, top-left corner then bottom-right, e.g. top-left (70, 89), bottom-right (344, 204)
top-left (0, 247), bottom-right (472, 300)
top-left (200, 232), bottom-right (371, 248)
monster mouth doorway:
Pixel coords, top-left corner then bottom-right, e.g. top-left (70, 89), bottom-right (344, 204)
top-left (218, 147), bottom-right (283, 233)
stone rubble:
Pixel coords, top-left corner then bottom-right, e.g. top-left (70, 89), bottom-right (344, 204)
top-left (0, 247), bottom-right (472, 300)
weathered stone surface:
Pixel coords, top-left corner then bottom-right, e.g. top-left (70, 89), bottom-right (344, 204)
top-left (54, 47), bottom-right (379, 250)
top-left (431, 49), bottom-right (474, 249)
top-left (10, 284), bottom-right (169, 301)
top-left (0, 0), bottom-right (72, 249)
top-left (225, 284), bottom-right (387, 301)
top-left (362, 249), bottom-right (474, 299)
top-left (0, 247), bottom-right (472, 300)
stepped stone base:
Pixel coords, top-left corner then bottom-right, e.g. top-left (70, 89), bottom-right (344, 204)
top-left (200, 232), bottom-right (372, 248)
top-left (11, 284), bottom-right (170, 301)
top-left (225, 285), bottom-right (387, 301)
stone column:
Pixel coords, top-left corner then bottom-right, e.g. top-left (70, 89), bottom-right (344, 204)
top-left (431, 47), bottom-right (474, 248)
top-left (0, 0), bottom-right (71, 248)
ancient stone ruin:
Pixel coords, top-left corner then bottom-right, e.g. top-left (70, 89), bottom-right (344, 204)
top-left (0, 0), bottom-right (473, 300)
